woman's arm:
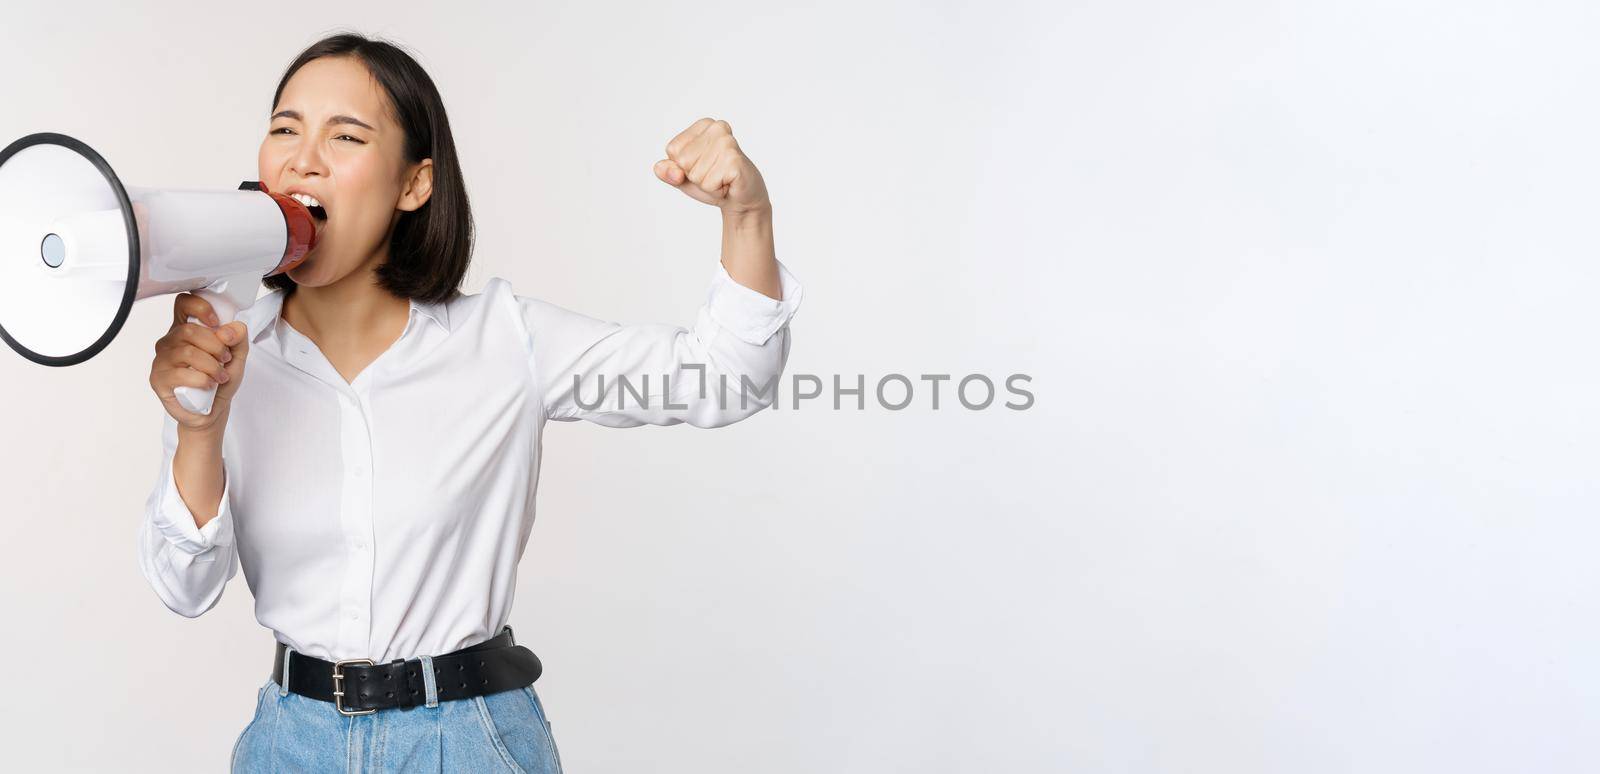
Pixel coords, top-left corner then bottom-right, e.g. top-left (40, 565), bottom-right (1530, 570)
top-left (513, 117), bottom-right (805, 427)
top-left (173, 425), bottom-right (227, 529)
top-left (135, 413), bottom-right (240, 617)
top-left (517, 253), bottom-right (802, 428)
top-left (720, 208), bottom-right (781, 301)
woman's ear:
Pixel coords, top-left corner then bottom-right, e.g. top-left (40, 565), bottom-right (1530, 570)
top-left (398, 158), bottom-right (435, 212)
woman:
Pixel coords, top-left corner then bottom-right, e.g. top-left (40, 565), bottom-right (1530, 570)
top-left (135, 33), bottom-right (802, 772)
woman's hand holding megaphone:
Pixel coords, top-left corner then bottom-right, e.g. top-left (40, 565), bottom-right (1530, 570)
top-left (150, 293), bottom-right (250, 433)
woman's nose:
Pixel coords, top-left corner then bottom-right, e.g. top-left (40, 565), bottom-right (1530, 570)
top-left (288, 137), bottom-right (327, 177)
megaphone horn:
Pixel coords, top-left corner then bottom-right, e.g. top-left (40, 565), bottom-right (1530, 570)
top-left (0, 132), bottom-right (319, 415)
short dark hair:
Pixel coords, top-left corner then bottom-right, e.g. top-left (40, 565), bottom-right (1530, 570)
top-left (262, 32), bottom-right (473, 305)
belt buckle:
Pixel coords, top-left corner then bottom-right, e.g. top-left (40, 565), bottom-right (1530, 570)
top-left (332, 658), bottom-right (377, 716)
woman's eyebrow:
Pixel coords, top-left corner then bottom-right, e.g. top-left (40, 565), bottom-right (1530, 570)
top-left (270, 110), bottom-right (375, 131)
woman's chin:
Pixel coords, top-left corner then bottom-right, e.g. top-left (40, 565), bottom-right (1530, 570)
top-left (287, 256), bottom-right (354, 288)
top-left (286, 264), bottom-right (326, 286)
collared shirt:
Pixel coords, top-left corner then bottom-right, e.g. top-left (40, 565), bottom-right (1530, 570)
top-left (135, 260), bottom-right (803, 662)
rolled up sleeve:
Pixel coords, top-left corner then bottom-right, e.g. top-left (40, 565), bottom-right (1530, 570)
top-left (706, 259), bottom-right (804, 346)
top-left (135, 413), bottom-right (239, 618)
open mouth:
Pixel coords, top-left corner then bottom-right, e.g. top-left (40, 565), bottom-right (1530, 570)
top-left (289, 192), bottom-right (328, 222)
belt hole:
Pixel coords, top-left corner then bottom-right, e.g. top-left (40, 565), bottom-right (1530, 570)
top-left (360, 674), bottom-right (368, 681)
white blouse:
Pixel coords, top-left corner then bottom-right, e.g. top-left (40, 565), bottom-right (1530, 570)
top-left (135, 260), bottom-right (803, 662)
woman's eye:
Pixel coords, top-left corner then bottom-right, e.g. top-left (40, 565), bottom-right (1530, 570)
top-left (268, 127), bottom-right (360, 144)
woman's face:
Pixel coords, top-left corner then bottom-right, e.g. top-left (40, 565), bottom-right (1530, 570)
top-left (258, 55), bottom-right (433, 287)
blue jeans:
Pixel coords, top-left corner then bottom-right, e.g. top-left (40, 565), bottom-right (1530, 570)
top-left (231, 666), bottom-right (564, 772)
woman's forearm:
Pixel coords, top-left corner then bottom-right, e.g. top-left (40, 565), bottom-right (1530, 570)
top-left (173, 426), bottom-right (227, 529)
top-left (720, 206), bottom-right (781, 300)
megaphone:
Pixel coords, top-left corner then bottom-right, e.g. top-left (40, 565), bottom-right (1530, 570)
top-left (0, 132), bottom-right (319, 415)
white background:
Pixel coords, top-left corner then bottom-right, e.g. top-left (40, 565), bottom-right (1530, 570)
top-left (2, 1), bottom-right (1595, 771)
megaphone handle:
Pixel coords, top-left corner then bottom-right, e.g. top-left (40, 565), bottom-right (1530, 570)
top-left (173, 289), bottom-right (241, 416)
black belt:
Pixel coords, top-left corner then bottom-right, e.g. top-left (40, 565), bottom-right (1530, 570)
top-left (272, 626), bottom-right (542, 716)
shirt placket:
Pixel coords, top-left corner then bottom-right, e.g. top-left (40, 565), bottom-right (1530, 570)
top-left (335, 381), bottom-right (377, 658)
top-left (280, 322), bottom-right (379, 659)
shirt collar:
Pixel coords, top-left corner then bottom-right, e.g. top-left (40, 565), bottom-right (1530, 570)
top-left (411, 294), bottom-right (451, 334)
top-left (246, 288), bottom-right (452, 344)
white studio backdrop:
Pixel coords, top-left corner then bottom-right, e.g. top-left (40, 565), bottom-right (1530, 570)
top-left (1, 1), bottom-right (1595, 771)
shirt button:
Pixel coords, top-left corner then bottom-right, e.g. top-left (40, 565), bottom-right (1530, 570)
top-left (352, 466), bottom-right (367, 478)
top-left (349, 611), bottom-right (359, 620)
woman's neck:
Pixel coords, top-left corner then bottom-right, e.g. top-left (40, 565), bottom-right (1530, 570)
top-left (281, 265), bottom-right (409, 351)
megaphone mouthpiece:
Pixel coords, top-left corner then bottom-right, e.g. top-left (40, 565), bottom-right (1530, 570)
top-left (239, 180), bottom-right (319, 275)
